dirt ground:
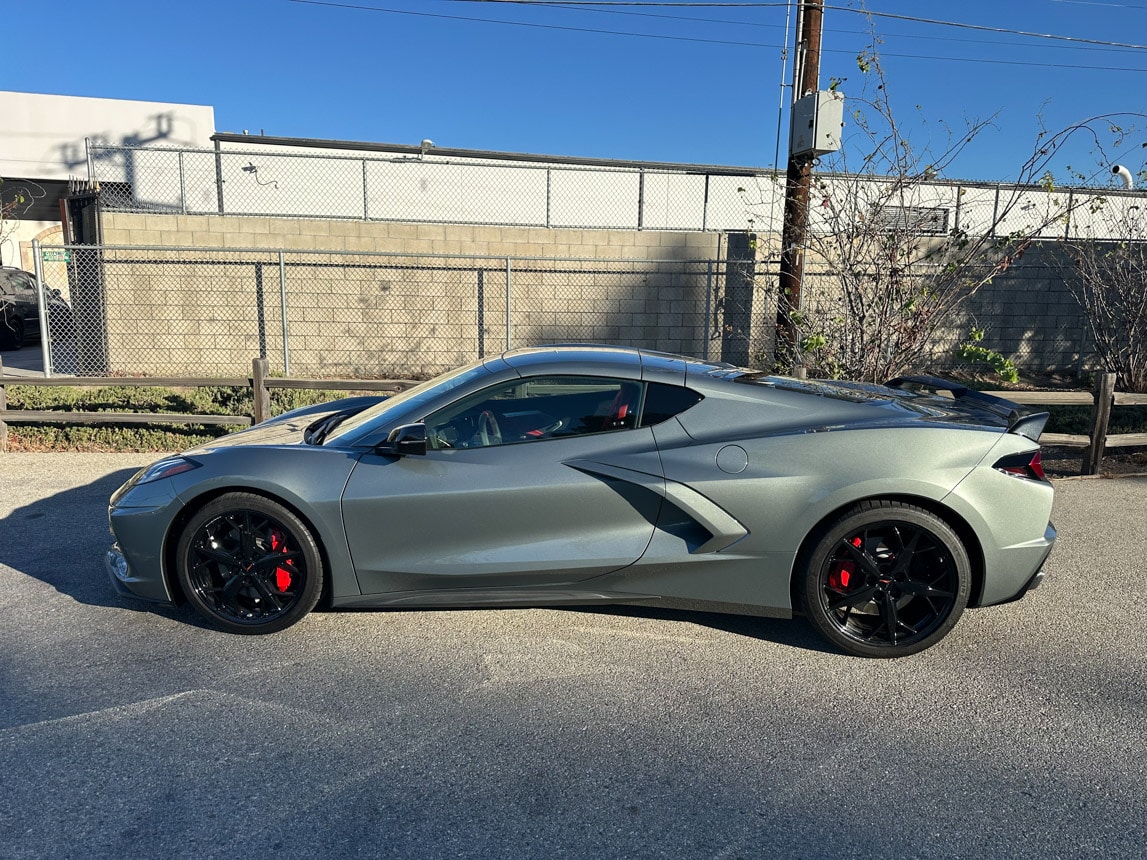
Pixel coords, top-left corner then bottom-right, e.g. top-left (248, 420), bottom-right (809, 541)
top-left (1040, 444), bottom-right (1147, 478)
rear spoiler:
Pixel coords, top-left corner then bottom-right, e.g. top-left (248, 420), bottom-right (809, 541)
top-left (884, 375), bottom-right (1049, 442)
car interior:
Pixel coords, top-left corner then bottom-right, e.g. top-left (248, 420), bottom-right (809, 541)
top-left (425, 376), bottom-right (644, 449)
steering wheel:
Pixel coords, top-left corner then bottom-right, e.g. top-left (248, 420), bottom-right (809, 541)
top-left (477, 410), bottom-right (502, 446)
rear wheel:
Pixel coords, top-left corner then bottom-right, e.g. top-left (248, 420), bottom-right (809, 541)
top-left (801, 501), bottom-right (970, 658)
top-left (0, 310), bottom-right (23, 350)
top-left (175, 493), bottom-right (323, 634)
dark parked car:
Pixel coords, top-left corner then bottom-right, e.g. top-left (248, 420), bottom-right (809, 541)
top-left (0, 266), bottom-right (75, 353)
top-left (0, 266), bottom-right (41, 350)
top-left (106, 345), bottom-right (1056, 657)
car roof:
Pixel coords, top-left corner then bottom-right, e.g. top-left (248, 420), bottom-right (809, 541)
top-left (498, 343), bottom-right (738, 385)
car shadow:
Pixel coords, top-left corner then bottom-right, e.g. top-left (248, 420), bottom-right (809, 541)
top-left (0, 467), bottom-right (197, 624)
top-left (564, 604), bottom-right (840, 654)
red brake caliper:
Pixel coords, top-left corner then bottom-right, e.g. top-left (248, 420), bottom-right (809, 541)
top-left (270, 529), bottom-right (293, 592)
top-left (828, 537), bottom-right (863, 590)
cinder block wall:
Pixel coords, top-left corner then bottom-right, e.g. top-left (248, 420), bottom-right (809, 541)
top-left (794, 240), bottom-right (1090, 376)
top-left (97, 213), bottom-right (729, 377)
top-left (101, 213), bottom-right (723, 259)
top-left (94, 213), bottom-right (1089, 378)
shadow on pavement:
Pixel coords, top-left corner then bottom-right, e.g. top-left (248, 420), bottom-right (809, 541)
top-left (568, 604), bottom-right (840, 654)
top-left (0, 468), bottom-right (184, 619)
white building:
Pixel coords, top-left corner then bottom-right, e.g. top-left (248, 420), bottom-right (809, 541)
top-left (0, 91), bottom-right (215, 268)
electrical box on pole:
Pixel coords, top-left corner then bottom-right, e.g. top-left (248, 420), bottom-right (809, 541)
top-left (789, 91), bottom-right (844, 157)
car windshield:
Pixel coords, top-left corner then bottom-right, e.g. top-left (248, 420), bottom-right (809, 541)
top-left (320, 359), bottom-right (495, 445)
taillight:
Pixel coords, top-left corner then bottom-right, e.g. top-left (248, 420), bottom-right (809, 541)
top-left (993, 450), bottom-right (1048, 482)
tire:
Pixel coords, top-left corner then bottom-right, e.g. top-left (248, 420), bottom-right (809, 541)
top-left (175, 493), bottom-right (324, 634)
top-left (800, 501), bottom-right (971, 658)
top-left (0, 310), bottom-right (23, 351)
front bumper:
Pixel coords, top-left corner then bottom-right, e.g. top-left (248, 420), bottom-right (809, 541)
top-left (105, 542), bottom-right (174, 604)
top-left (106, 480), bottom-right (183, 605)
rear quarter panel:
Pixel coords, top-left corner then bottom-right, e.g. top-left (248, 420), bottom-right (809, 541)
top-left (656, 423), bottom-right (998, 557)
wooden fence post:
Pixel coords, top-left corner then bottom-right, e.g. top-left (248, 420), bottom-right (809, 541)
top-left (1081, 371), bottom-right (1117, 476)
top-left (252, 357), bottom-right (271, 425)
top-left (0, 355), bottom-right (7, 453)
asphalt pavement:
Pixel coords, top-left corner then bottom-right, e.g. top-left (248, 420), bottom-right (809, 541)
top-left (0, 346), bottom-right (47, 377)
top-left (1, 454), bottom-right (1145, 859)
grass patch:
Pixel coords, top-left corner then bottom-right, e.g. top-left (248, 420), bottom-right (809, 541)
top-left (1043, 405), bottom-right (1147, 436)
top-left (3, 384), bottom-right (364, 452)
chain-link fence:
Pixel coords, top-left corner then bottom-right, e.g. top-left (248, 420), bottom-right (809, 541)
top-left (88, 142), bottom-right (1145, 241)
top-left (30, 243), bottom-right (776, 379)
top-left (88, 144), bottom-right (771, 233)
top-left (797, 259), bottom-right (1093, 379)
top-left (22, 240), bottom-right (1100, 381)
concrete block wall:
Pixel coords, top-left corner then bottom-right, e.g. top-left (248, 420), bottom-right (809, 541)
top-left (795, 242), bottom-right (1091, 376)
top-left (947, 251), bottom-right (1090, 373)
top-left (95, 213), bottom-right (728, 377)
top-left (102, 214), bottom-right (723, 260)
top-left (87, 213), bottom-right (1093, 378)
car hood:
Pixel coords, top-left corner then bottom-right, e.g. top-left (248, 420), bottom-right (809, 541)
top-left (188, 396), bottom-right (385, 451)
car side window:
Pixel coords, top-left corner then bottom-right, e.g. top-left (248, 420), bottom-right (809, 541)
top-left (639, 383), bottom-right (703, 427)
top-left (424, 375), bottom-right (644, 450)
top-left (11, 273), bottom-right (36, 299)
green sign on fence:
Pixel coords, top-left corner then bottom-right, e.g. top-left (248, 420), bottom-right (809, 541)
top-left (41, 249), bottom-right (70, 262)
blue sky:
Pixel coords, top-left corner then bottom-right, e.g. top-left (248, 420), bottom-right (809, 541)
top-left (7, 0), bottom-right (1147, 184)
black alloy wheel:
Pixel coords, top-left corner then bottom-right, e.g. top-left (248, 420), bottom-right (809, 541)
top-left (801, 501), bottom-right (970, 658)
top-left (176, 493), bottom-right (324, 634)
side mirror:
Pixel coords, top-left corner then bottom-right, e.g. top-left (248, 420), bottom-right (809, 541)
top-left (377, 423), bottom-right (427, 456)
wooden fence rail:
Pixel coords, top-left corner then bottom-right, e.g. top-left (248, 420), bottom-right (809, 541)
top-left (0, 357), bottom-right (415, 452)
top-left (1, 359), bottom-right (1143, 474)
top-left (983, 372), bottom-right (1147, 475)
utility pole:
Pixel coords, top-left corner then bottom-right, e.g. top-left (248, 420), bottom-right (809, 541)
top-left (777, 0), bottom-right (825, 372)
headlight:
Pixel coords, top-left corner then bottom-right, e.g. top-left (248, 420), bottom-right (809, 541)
top-left (134, 456), bottom-right (202, 485)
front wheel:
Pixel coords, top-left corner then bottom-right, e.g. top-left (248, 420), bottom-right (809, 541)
top-left (801, 501), bottom-right (971, 658)
top-left (175, 493), bottom-right (324, 634)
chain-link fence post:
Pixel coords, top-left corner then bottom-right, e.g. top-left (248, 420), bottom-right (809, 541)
top-left (477, 269), bottom-right (485, 359)
top-left (255, 262), bottom-right (268, 359)
top-left (505, 257), bottom-right (512, 351)
top-left (362, 159), bottom-right (370, 220)
top-left (31, 240), bottom-right (53, 377)
top-left (178, 151), bottom-right (187, 215)
top-left (703, 260), bottom-right (713, 360)
top-left (702, 175), bottom-right (710, 232)
top-left (279, 251), bottom-right (291, 374)
top-left (214, 140), bottom-right (225, 214)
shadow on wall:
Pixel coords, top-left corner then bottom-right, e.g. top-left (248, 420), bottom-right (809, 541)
top-left (508, 233), bottom-right (779, 369)
top-left (83, 230), bottom-right (781, 378)
top-left (946, 243), bottom-right (1092, 378)
top-left (56, 111), bottom-right (207, 215)
top-left (57, 110), bottom-right (181, 174)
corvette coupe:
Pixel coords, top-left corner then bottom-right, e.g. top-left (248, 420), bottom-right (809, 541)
top-left (106, 345), bottom-right (1055, 657)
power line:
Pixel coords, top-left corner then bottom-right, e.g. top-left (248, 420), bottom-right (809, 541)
top-left (448, 0), bottom-right (1147, 50)
top-left (287, 0), bottom-right (781, 47)
top-left (445, 0), bottom-right (1147, 55)
top-left (288, 0), bottom-right (1147, 72)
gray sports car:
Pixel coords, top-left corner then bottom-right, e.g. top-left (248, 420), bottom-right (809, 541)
top-left (106, 345), bottom-right (1055, 657)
